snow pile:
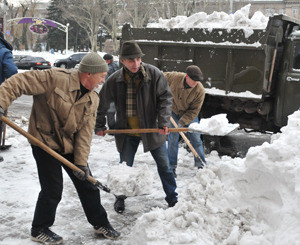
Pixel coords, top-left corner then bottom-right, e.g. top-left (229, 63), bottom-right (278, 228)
top-left (107, 163), bottom-right (154, 196)
top-left (147, 4), bottom-right (269, 31)
top-left (126, 110), bottom-right (300, 244)
top-left (189, 113), bottom-right (239, 136)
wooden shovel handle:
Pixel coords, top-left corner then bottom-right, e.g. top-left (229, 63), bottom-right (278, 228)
top-left (104, 128), bottom-right (188, 134)
top-left (0, 115), bottom-right (98, 186)
top-left (170, 117), bottom-right (203, 163)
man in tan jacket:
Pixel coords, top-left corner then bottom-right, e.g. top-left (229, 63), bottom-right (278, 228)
top-left (164, 65), bottom-right (206, 177)
top-left (0, 53), bottom-right (120, 244)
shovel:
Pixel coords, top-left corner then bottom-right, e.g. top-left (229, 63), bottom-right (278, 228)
top-left (170, 117), bottom-right (204, 168)
top-left (0, 110), bottom-right (12, 150)
top-left (0, 115), bottom-right (115, 195)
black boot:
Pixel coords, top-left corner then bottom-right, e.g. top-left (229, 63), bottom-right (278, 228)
top-left (114, 195), bottom-right (127, 213)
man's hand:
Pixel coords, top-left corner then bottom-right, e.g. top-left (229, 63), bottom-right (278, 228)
top-left (95, 130), bottom-right (106, 136)
top-left (0, 107), bottom-right (5, 119)
top-left (95, 126), bottom-right (107, 137)
top-left (73, 164), bottom-right (90, 181)
top-left (159, 126), bottom-right (169, 135)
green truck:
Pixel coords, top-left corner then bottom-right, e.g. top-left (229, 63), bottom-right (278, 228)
top-left (122, 14), bottom-right (300, 133)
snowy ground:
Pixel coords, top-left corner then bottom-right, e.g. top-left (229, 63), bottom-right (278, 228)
top-left (1, 94), bottom-right (300, 244)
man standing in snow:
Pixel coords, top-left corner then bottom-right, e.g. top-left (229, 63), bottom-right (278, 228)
top-left (164, 65), bottom-right (206, 177)
top-left (95, 40), bottom-right (178, 213)
top-left (0, 31), bottom-right (18, 162)
top-left (103, 53), bottom-right (119, 130)
top-left (0, 53), bottom-right (120, 244)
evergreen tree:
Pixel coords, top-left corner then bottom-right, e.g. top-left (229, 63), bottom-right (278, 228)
top-left (46, 0), bottom-right (66, 52)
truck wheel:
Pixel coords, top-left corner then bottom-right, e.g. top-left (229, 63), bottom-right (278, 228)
top-left (60, 63), bottom-right (66, 68)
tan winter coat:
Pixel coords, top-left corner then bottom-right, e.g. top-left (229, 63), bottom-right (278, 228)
top-left (0, 69), bottom-right (99, 166)
top-left (164, 72), bottom-right (205, 126)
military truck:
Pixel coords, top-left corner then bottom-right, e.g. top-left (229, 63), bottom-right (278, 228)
top-left (121, 14), bottom-right (300, 133)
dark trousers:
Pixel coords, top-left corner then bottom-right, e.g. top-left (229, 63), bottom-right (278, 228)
top-left (31, 145), bottom-right (109, 229)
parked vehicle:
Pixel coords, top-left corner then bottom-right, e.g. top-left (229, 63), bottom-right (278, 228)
top-left (15, 56), bottom-right (51, 70)
top-left (121, 15), bottom-right (300, 133)
top-left (13, 54), bottom-right (29, 62)
top-left (54, 53), bottom-right (87, 69)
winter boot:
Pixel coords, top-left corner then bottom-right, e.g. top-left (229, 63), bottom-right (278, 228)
top-left (31, 227), bottom-right (63, 244)
top-left (114, 195), bottom-right (127, 213)
top-left (94, 223), bottom-right (121, 240)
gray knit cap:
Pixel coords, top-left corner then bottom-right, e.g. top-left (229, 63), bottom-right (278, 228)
top-left (78, 52), bottom-right (108, 73)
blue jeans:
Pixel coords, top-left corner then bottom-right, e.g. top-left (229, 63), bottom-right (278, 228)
top-left (120, 135), bottom-right (178, 204)
top-left (168, 112), bottom-right (206, 169)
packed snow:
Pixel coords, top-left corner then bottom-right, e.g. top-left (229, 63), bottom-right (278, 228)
top-left (147, 4), bottom-right (269, 31)
top-left (189, 114), bottom-right (239, 136)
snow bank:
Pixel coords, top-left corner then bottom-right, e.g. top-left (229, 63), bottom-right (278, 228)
top-left (126, 110), bottom-right (300, 244)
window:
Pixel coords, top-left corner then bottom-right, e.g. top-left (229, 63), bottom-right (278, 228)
top-left (293, 8), bottom-right (298, 15)
top-left (292, 43), bottom-right (300, 70)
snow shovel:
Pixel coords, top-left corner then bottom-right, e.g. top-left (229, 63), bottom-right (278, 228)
top-left (0, 110), bottom-right (12, 150)
top-left (0, 115), bottom-right (114, 195)
top-left (170, 117), bottom-right (204, 169)
top-left (104, 128), bottom-right (189, 134)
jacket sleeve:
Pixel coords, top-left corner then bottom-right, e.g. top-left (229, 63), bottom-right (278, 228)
top-left (94, 78), bottom-right (113, 133)
top-left (156, 71), bottom-right (173, 128)
top-left (179, 84), bottom-right (205, 126)
top-left (0, 70), bottom-right (54, 110)
top-left (74, 96), bottom-right (99, 166)
top-left (2, 50), bottom-right (18, 81)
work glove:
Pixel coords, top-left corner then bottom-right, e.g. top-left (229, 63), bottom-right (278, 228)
top-left (73, 164), bottom-right (90, 181)
top-left (95, 126), bottom-right (107, 137)
top-left (0, 107), bottom-right (5, 119)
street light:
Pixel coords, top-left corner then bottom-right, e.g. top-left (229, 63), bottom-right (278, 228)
top-left (66, 23), bottom-right (69, 54)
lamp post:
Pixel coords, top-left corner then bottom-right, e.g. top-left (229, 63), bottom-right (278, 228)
top-left (66, 23), bottom-right (69, 54)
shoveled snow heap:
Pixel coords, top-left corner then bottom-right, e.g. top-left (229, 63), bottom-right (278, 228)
top-left (189, 113), bottom-right (239, 136)
top-left (147, 4), bottom-right (269, 31)
top-left (124, 110), bottom-right (300, 245)
top-left (107, 163), bottom-right (154, 196)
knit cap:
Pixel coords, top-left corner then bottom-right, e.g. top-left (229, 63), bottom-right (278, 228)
top-left (185, 65), bottom-right (203, 82)
top-left (79, 52), bottom-right (108, 73)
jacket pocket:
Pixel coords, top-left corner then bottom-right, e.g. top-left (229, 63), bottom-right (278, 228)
top-left (36, 121), bottom-right (60, 150)
top-left (47, 87), bottom-right (72, 125)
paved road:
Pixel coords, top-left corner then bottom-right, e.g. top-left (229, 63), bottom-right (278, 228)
top-left (6, 95), bottom-right (33, 120)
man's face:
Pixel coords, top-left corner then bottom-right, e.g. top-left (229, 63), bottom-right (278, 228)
top-left (185, 75), bottom-right (199, 88)
top-left (82, 72), bottom-right (107, 90)
top-left (121, 57), bottom-right (141, 73)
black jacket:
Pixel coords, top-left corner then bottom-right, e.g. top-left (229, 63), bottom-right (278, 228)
top-left (95, 63), bottom-right (173, 153)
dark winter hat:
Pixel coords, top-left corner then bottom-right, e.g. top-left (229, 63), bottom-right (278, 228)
top-left (78, 52), bottom-right (108, 74)
top-left (120, 40), bottom-right (145, 59)
top-left (103, 53), bottom-right (113, 60)
top-left (185, 65), bottom-right (203, 82)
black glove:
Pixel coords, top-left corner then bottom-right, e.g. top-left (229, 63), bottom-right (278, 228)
top-left (0, 107), bottom-right (5, 119)
top-left (73, 164), bottom-right (90, 181)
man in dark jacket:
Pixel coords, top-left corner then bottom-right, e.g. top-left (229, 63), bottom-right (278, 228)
top-left (103, 54), bottom-right (119, 130)
top-left (0, 31), bottom-right (18, 162)
top-left (95, 40), bottom-right (178, 213)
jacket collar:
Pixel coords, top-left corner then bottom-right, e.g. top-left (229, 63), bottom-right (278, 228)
top-left (69, 70), bottom-right (81, 92)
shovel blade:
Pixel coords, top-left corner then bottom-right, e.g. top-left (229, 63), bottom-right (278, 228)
top-left (0, 144), bottom-right (12, 150)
